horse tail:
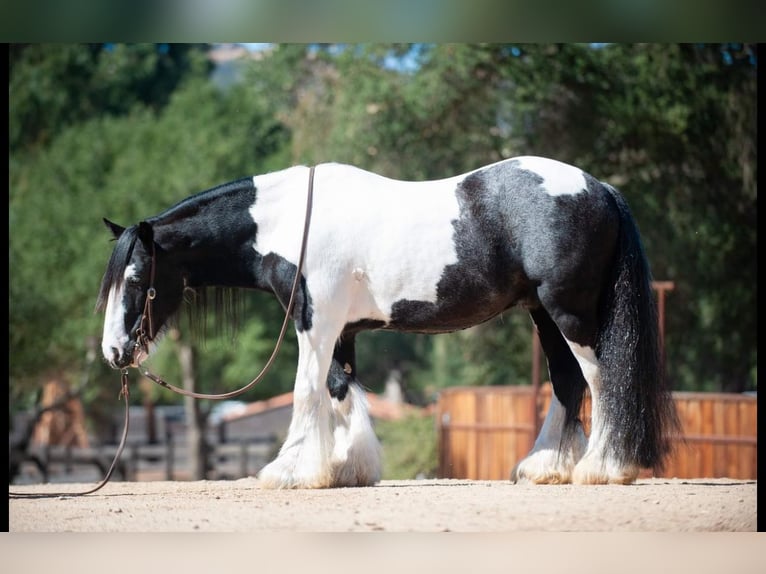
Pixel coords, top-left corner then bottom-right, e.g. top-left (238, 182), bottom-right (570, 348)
top-left (597, 183), bottom-right (680, 471)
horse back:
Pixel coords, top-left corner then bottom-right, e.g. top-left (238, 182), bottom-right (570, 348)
top-left (303, 158), bottom-right (619, 334)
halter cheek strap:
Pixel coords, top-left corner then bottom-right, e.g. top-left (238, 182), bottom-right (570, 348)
top-left (134, 165), bottom-right (315, 400)
top-left (136, 282), bottom-right (156, 346)
top-left (133, 242), bottom-right (157, 358)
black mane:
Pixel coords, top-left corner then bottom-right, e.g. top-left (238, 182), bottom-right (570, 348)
top-left (181, 286), bottom-right (244, 345)
top-left (95, 225), bottom-right (139, 313)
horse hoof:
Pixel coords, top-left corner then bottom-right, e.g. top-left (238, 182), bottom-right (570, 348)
top-left (571, 454), bottom-right (639, 485)
top-left (510, 450), bottom-right (574, 485)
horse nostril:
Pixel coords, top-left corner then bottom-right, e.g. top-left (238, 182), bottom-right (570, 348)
top-left (110, 347), bottom-right (122, 367)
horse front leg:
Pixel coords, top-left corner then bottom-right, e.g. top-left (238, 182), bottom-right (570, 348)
top-left (257, 327), bottom-right (338, 489)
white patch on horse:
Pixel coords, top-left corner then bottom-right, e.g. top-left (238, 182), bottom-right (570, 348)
top-left (352, 268), bottom-right (365, 282)
top-left (249, 166), bottom-right (310, 265)
top-left (565, 340), bottom-right (601, 451)
top-left (100, 263), bottom-right (136, 362)
top-left (516, 156), bottom-right (588, 197)
top-left (251, 164), bottom-right (461, 323)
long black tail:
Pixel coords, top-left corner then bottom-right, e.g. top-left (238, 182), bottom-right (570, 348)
top-left (597, 184), bottom-right (680, 471)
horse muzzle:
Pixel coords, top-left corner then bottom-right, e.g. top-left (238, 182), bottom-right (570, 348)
top-left (105, 340), bottom-right (147, 370)
top-left (106, 346), bottom-right (133, 370)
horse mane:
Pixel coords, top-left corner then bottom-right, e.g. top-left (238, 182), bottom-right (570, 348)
top-left (181, 286), bottom-right (244, 345)
top-left (95, 225), bottom-right (139, 313)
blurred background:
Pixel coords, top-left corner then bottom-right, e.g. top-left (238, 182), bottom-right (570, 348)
top-left (8, 43), bottom-right (757, 484)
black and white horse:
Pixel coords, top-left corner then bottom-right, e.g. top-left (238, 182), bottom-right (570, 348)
top-left (97, 156), bottom-right (678, 488)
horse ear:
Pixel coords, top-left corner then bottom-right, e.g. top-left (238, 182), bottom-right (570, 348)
top-left (103, 218), bottom-right (125, 239)
top-left (137, 221), bottom-right (154, 247)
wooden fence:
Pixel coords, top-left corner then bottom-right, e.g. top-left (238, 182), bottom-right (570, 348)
top-left (437, 384), bottom-right (757, 480)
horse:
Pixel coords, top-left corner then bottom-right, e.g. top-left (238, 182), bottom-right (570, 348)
top-left (96, 156), bottom-right (679, 488)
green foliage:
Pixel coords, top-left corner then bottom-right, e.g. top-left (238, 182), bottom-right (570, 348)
top-left (375, 414), bottom-right (438, 480)
top-left (9, 44), bottom-right (210, 152)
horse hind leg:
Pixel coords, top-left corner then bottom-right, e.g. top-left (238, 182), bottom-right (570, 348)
top-left (550, 311), bottom-right (641, 485)
top-left (326, 333), bottom-right (382, 487)
top-left (511, 307), bottom-right (588, 484)
top-left (567, 340), bottom-right (640, 484)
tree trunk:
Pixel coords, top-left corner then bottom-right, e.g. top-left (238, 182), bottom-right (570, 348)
top-left (175, 331), bottom-right (207, 480)
top-left (138, 378), bottom-right (157, 444)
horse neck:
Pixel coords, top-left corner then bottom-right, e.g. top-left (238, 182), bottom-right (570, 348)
top-left (150, 166), bottom-right (312, 291)
top-left (150, 181), bottom-right (261, 289)
top-left (249, 165), bottom-right (314, 264)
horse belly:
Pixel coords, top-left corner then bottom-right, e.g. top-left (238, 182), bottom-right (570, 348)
top-left (359, 243), bottom-right (527, 334)
top-left (349, 221), bottom-right (526, 333)
top-left (385, 280), bottom-right (521, 334)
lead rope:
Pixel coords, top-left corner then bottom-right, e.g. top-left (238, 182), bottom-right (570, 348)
top-left (8, 166), bottom-right (315, 497)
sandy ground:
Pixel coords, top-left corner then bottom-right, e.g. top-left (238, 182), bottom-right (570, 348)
top-left (8, 477), bottom-right (757, 532)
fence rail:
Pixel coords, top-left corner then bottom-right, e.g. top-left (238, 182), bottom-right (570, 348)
top-left (11, 435), bottom-right (278, 484)
top-left (437, 384), bottom-right (757, 480)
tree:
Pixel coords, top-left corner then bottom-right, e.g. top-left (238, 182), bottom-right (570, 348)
top-left (9, 44), bottom-right (210, 151)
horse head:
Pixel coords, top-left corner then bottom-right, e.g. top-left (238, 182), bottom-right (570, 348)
top-left (96, 218), bottom-right (185, 369)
